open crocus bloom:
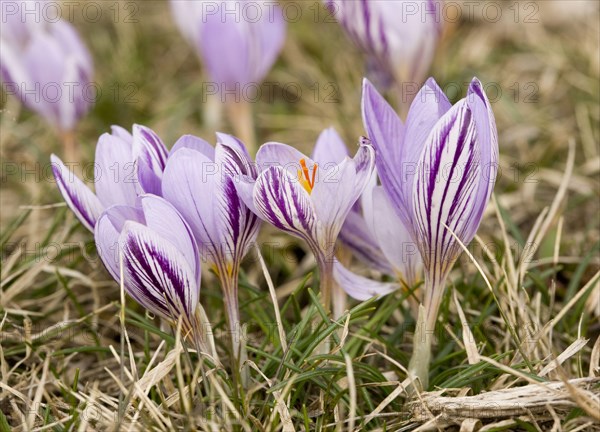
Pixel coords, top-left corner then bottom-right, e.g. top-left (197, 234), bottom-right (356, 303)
top-left (95, 195), bottom-right (208, 352)
top-left (362, 76), bottom-right (498, 387)
top-left (305, 129), bottom-right (422, 302)
top-left (161, 133), bottom-right (260, 365)
top-left (325, 0), bottom-right (442, 92)
top-left (0, 11), bottom-right (93, 132)
top-left (234, 129), bottom-right (375, 312)
top-left (51, 125), bottom-right (169, 231)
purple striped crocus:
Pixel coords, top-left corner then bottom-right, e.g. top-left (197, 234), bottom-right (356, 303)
top-left (161, 133), bottom-right (260, 371)
top-left (325, 0), bottom-right (442, 95)
top-left (51, 125), bottom-right (168, 231)
top-left (362, 77), bottom-right (498, 388)
top-left (234, 129), bottom-right (376, 314)
top-left (300, 129), bottom-right (422, 313)
top-left (95, 194), bottom-right (210, 353)
top-left (1, 5), bottom-right (93, 156)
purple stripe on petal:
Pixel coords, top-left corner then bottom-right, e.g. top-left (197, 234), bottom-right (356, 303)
top-left (216, 134), bottom-right (258, 179)
top-left (132, 125), bottom-right (169, 195)
top-left (413, 100), bottom-right (480, 281)
top-left (120, 221), bottom-right (199, 322)
top-left (253, 166), bottom-right (316, 239)
top-left (51, 154), bottom-right (103, 231)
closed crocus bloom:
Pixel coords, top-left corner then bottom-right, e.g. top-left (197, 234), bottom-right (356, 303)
top-left (170, 0), bottom-right (286, 151)
top-left (170, 0), bottom-right (286, 91)
top-left (95, 195), bottom-right (211, 353)
top-left (235, 129), bottom-right (375, 315)
top-left (362, 77), bottom-right (498, 388)
top-left (51, 125), bottom-right (169, 231)
top-left (162, 133), bottom-right (260, 373)
top-left (326, 0), bottom-right (442, 93)
top-left (0, 9), bottom-right (93, 134)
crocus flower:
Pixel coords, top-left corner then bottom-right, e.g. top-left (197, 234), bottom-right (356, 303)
top-left (325, 0), bottom-right (442, 94)
top-left (334, 180), bottom-right (423, 301)
top-left (302, 129), bottom-right (422, 309)
top-left (362, 77), bottom-right (498, 388)
top-left (0, 7), bottom-right (93, 140)
top-left (95, 194), bottom-right (211, 353)
top-left (170, 0), bottom-right (286, 93)
top-left (234, 129), bottom-right (376, 314)
top-left (161, 133), bottom-right (260, 369)
top-left (51, 125), bottom-right (169, 231)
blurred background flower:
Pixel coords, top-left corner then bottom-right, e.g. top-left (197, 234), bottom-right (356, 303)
top-left (170, 0), bottom-right (286, 150)
top-left (325, 0), bottom-right (443, 110)
top-left (1, 0), bottom-right (93, 159)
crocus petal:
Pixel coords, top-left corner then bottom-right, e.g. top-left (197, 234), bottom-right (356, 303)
top-left (162, 148), bottom-right (221, 261)
top-left (402, 77), bottom-right (452, 205)
top-left (217, 133), bottom-right (259, 179)
top-left (170, 134), bottom-right (215, 159)
top-left (214, 142), bottom-right (261, 262)
top-left (253, 166), bottom-right (316, 240)
top-left (371, 187), bottom-right (422, 286)
top-left (139, 195), bottom-right (201, 282)
top-left (361, 79), bottom-right (410, 225)
top-left (333, 260), bottom-right (398, 301)
top-left (132, 125), bottom-right (169, 195)
top-left (312, 143), bottom-right (375, 247)
top-left (110, 125), bottom-right (133, 142)
top-left (51, 154), bottom-right (103, 231)
top-left (94, 132), bottom-right (138, 208)
top-left (338, 210), bottom-right (392, 274)
top-left (50, 20), bottom-right (93, 74)
top-left (413, 100), bottom-right (480, 279)
top-left (311, 127), bottom-right (348, 167)
top-left (256, 142), bottom-right (312, 173)
top-left (120, 221), bottom-right (199, 322)
top-left (233, 175), bottom-right (260, 216)
top-left (253, 3), bottom-right (286, 83)
top-left (464, 78), bottom-right (499, 241)
top-left (95, 205), bottom-right (145, 281)
top-left (21, 32), bottom-right (65, 125)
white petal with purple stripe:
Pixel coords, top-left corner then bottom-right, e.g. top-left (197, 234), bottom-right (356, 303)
top-left (413, 100), bottom-right (480, 278)
top-left (51, 154), bottom-right (103, 231)
top-left (120, 221), bottom-right (199, 322)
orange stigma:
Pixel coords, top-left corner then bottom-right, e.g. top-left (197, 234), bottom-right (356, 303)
top-left (298, 158), bottom-right (317, 194)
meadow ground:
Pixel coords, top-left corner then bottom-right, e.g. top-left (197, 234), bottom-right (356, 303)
top-left (1, 1), bottom-right (599, 430)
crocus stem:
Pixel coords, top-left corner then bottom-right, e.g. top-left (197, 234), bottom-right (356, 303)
top-left (407, 273), bottom-right (445, 392)
top-left (226, 100), bottom-right (256, 155)
top-left (60, 130), bottom-right (78, 162)
top-left (318, 258), bottom-right (334, 315)
top-left (205, 92), bottom-right (224, 131)
top-left (316, 256), bottom-right (335, 355)
top-left (220, 271), bottom-right (248, 391)
top-left (331, 281), bottom-right (346, 321)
